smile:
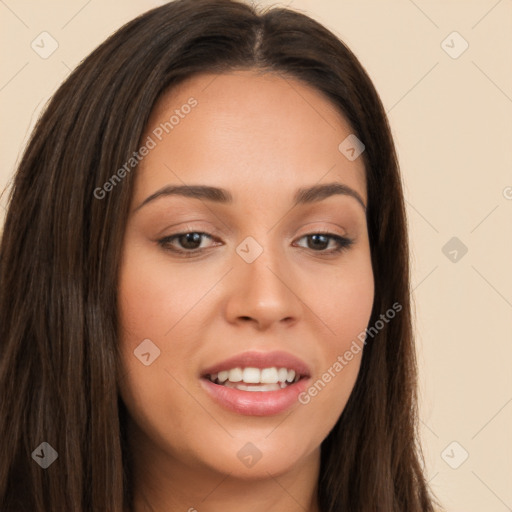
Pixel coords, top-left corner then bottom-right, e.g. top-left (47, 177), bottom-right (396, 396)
top-left (206, 366), bottom-right (301, 391)
top-left (200, 351), bottom-right (311, 416)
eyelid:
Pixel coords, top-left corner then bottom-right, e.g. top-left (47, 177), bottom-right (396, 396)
top-left (158, 221), bottom-right (348, 242)
top-left (155, 221), bottom-right (225, 239)
top-left (291, 222), bottom-right (349, 241)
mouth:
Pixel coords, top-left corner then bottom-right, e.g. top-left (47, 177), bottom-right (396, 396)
top-left (199, 350), bottom-right (311, 416)
top-left (203, 366), bottom-right (303, 391)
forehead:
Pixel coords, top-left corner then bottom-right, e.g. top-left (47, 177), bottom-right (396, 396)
top-left (135, 70), bottom-right (367, 206)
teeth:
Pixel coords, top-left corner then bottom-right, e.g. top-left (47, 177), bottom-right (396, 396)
top-left (228, 368), bottom-right (243, 382)
top-left (224, 381), bottom-right (281, 392)
top-left (242, 367), bottom-right (260, 383)
top-left (277, 368), bottom-right (288, 382)
top-left (218, 371), bottom-right (229, 383)
top-left (207, 366), bottom-right (302, 387)
top-left (286, 370), bottom-right (295, 383)
top-left (260, 367), bottom-right (279, 384)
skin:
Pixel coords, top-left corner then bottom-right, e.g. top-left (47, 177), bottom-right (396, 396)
top-left (118, 70), bottom-right (374, 512)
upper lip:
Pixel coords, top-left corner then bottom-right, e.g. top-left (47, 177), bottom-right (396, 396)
top-left (200, 350), bottom-right (311, 378)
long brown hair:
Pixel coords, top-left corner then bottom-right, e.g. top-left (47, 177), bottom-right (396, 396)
top-left (0, 0), bottom-right (440, 510)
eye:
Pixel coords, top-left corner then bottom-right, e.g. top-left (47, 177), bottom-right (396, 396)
top-left (157, 231), bottom-right (354, 257)
top-left (294, 232), bottom-right (354, 254)
top-left (158, 232), bottom-right (218, 256)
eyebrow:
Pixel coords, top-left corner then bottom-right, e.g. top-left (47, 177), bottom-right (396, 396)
top-left (134, 182), bottom-right (366, 212)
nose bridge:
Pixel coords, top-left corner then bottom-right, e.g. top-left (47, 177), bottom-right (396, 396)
top-left (226, 231), bottom-right (300, 326)
top-left (237, 232), bottom-right (287, 297)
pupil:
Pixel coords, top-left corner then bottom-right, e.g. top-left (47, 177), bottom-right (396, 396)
top-left (309, 234), bottom-right (328, 250)
top-left (181, 233), bottom-right (201, 249)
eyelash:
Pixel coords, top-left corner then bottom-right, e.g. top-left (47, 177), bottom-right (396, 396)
top-left (157, 231), bottom-right (354, 258)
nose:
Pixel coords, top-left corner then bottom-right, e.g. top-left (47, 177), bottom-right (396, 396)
top-left (223, 240), bottom-right (302, 331)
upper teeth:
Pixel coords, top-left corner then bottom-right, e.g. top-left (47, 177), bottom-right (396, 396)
top-left (209, 367), bottom-right (297, 384)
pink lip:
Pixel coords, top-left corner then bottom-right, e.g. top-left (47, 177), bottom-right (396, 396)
top-left (200, 377), bottom-right (310, 416)
top-left (199, 350), bottom-right (311, 416)
top-left (200, 350), bottom-right (311, 378)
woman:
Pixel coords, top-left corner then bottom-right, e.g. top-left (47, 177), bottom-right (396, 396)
top-left (0, 0), bottom-right (441, 510)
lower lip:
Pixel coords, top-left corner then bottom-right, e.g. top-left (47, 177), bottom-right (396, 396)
top-left (200, 377), bottom-right (310, 416)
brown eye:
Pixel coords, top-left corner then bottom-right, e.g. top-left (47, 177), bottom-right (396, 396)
top-left (295, 233), bottom-right (354, 254)
top-left (158, 232), bottom-right (216, 254)
top-left (175, 233), bottom-right (204, 250)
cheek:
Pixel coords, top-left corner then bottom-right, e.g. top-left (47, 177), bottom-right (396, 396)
top-left (305, 246), bottom-right (375, 354)
top-left (117, 244), bottom-right (208, 342)
top-left (326, 270), bottom-right (374, 349)
top-left (294, 248), bottom-right (374, 422)
top-left (116, 243), bottom-right (193, 415)
top-left (116, 250), bottom-right (208, 463)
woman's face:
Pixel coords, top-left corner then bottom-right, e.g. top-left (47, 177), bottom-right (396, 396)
top-left (118, 70), bottom-right (374, 483)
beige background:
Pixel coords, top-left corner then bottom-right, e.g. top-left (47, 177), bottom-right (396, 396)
top-left (1, 0), bottom-right (511, 510)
